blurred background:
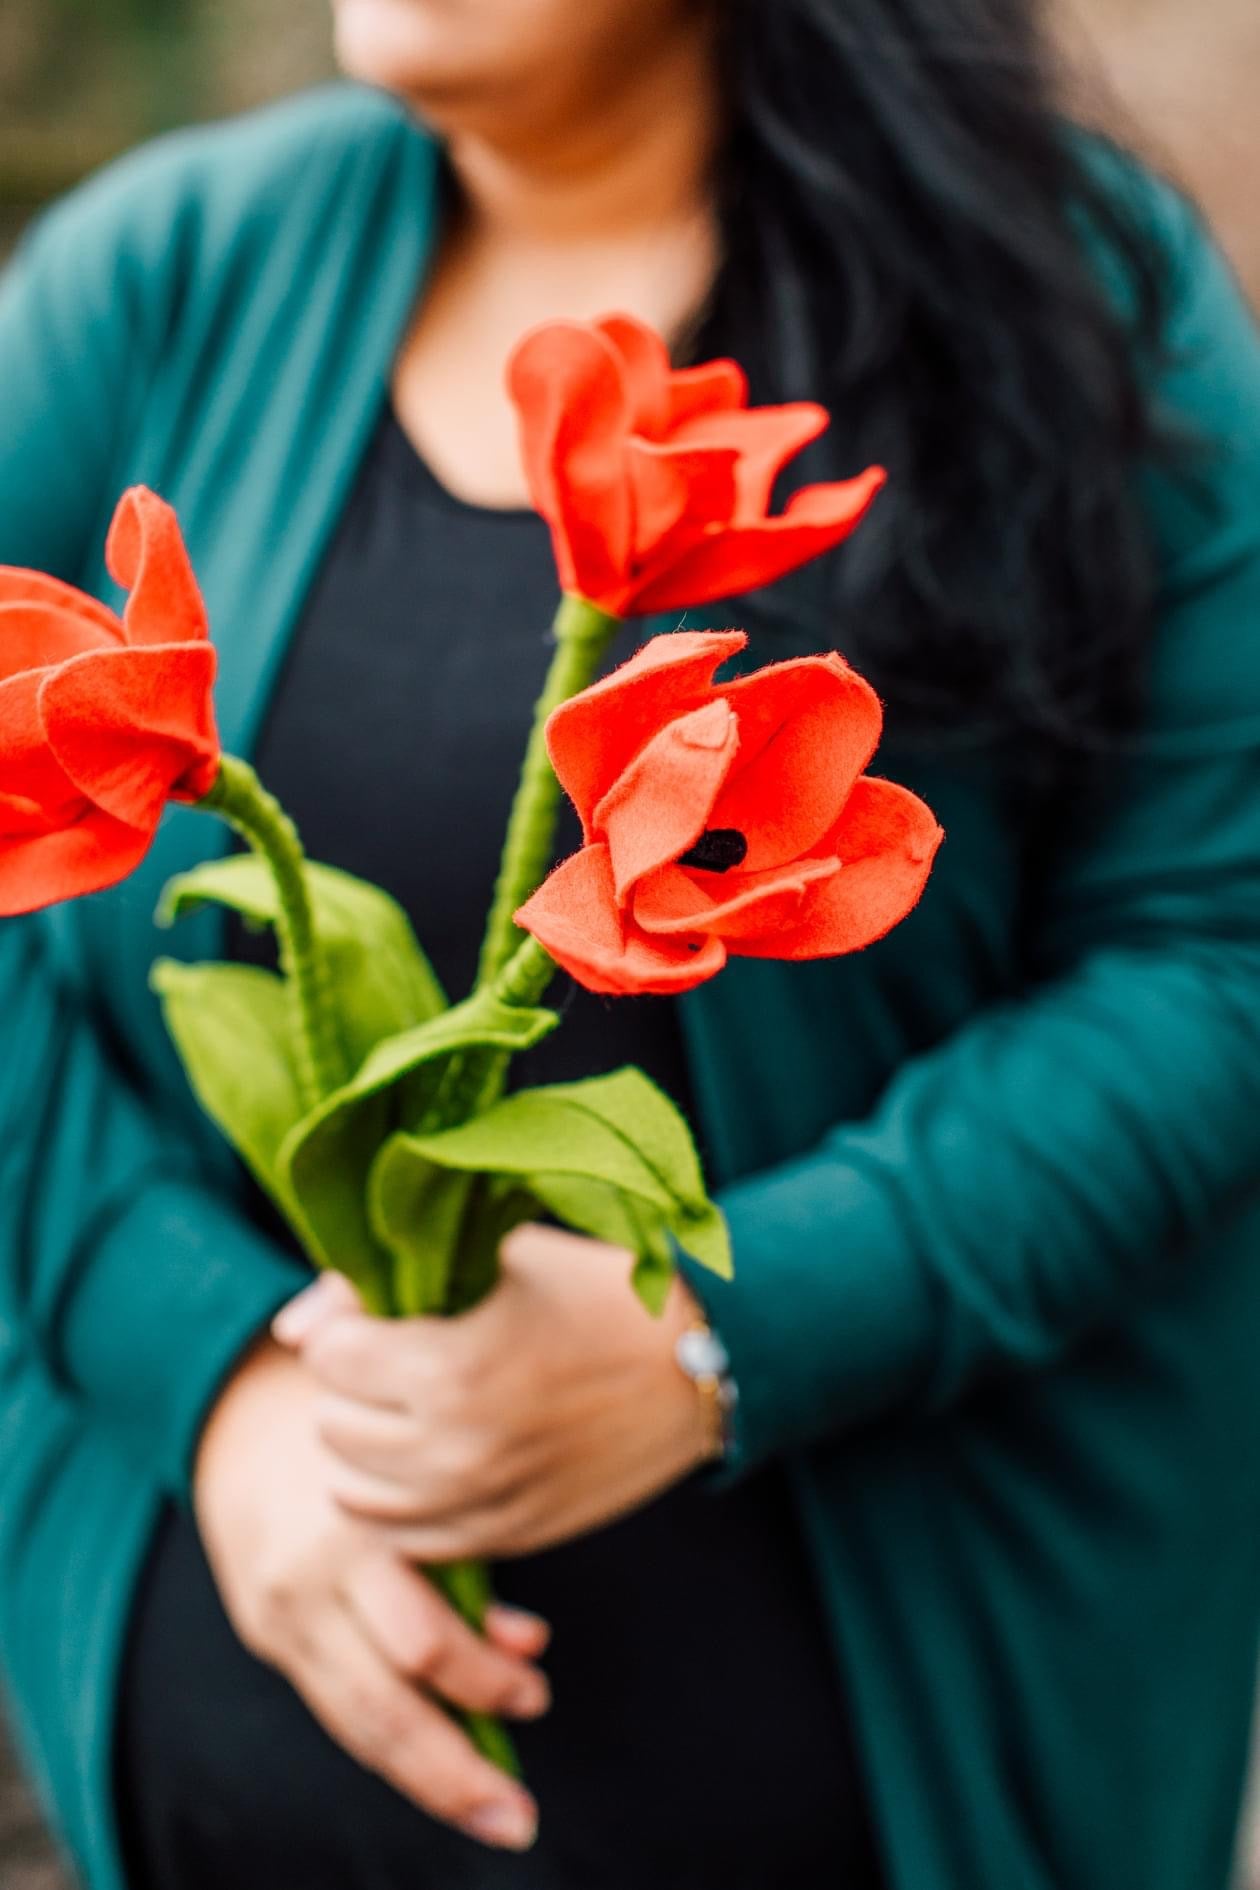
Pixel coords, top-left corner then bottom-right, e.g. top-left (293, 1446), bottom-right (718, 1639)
top-left (1, 0), bottom-right (1258, 305)
top-left (0, 1), bottom-right (1257, 1885)
top-left (0, 0), bottom-right (333, 260)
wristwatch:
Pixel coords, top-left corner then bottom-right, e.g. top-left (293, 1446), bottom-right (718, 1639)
top-left (674, 1315), bottom-right (738, 1460)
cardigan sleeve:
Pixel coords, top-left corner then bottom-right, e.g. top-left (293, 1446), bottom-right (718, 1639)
top-left (682, 197), bottom-right (1260, 1476)
top-left (0, 160), bottom-right (309, 1493)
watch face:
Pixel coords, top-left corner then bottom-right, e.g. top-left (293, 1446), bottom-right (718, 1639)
top-left (675, 1326), bottom-right (730, 1383)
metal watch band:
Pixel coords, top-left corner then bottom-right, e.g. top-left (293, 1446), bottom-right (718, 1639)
top-left (674, 1318), bottom-right (738, 1459)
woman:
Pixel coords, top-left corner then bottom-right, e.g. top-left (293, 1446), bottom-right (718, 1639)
top-left (2, 1), bottom-right (1260, 1886)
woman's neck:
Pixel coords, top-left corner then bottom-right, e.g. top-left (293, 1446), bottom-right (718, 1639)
top-left (442, 22), bottom-right (722, 250)
top-left (391, 21), bottom-right (723, 510)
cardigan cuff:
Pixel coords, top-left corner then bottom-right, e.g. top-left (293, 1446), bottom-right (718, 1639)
top-left (678, 1148), bottom-right (937, 1478)
top-left (54, 1174), bottom-right (309, 1495)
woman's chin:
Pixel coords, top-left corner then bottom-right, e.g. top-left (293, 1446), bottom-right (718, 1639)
top-left (332, 0), bottom-right (471, 101)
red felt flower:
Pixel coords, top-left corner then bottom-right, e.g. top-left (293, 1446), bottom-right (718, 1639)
top-left (507, 314), bottom-right (887, 616)
top-left (0, 486), bottom-right (220, 916)
top-left (515, 630), bottom-right (942, 996)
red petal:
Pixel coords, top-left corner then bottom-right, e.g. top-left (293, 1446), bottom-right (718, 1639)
top-left (0, 569), bottom-right (124, 644)
top-left (623, 438), bottom-right (738, 568)
top-left (0, 788), bottom-right (59, 838)
top-left (546, 628), bottom-right (746, 832)
top-left (708, 653), bottom-right (883, 871)
top-left (593, 698), bottom-right (740, 900)
top-left (0, 599), bottom-right (121, 682)
top-left (0, 669), bottom-right (82, 820)
top-left (665, 358), bottom-right (748, 429)
top-left (515, 842), bottom-right (727, 996)
top-left (596, 315), bottom-right (673, 436)
top-left (507, 322), bottom-right (633, 605)
top-left (629, 465), bottom-right (888, 613)
top-left (737, 776), bottom-right (942, 960)
top-left (597, 320), bottom-right (751, 441)
top-left (670, 403), bottom-right (829, 518)
top-left (40, 643), bottom-right (220, 827)
top-left (783, 475), bottom-right (890, 528)
top-left (0, 806), bottom-right (153, 917)
top-left (105, 487), bottom-right (210, 648)
top-left (633, 854), bottom-right (840, 941)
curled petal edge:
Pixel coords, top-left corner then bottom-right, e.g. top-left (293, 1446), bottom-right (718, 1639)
top-left (628, 465), bottom-right (888, 615)
top-left (737, 777), bottom-right (944, 961)
top-left (105, 486), bottom-right (210, 648)
top-left (545, 629), bottom-right (747, 832)
top-left (515, 843), bottom-right (727, 997)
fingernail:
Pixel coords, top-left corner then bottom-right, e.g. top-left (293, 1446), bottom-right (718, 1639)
top-left (272, 1274), bottom-right (355, 1345)
top-left (486, 1603), bottom-right (552, 1647)
top-left (463, 1797), bottom-right (538, 1851)
top-left (503, 1675), bottom-right (551, 1719)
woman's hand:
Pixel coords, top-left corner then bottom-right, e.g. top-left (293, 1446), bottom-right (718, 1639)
top-left (272, 1225), bottom-right (718, 1562)
top-left (193, 1335), bottom-right (547, 1851)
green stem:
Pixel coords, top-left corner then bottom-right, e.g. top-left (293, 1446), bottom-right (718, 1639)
top-left (429, 936), bottom-right (561, 1136)
top-left (476, 594), bottom-right (620, 989)
top-left (431, 1560), bottom-right (521, 1776)
top-left (422, 619), bottom-right (612, 1767)
top-left (196, 755), bottom-right (346, 1109)
top-left (493, 932), bottom-right (560, 1011)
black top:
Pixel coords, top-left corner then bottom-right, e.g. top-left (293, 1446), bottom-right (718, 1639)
top-left (248, 404), bottom-right (697, 1110)
top-left (115, 404), bottom-right (884, 1890)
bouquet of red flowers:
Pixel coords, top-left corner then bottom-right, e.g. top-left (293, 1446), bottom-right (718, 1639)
top-left (0, 313), bottom-right (941, 1768)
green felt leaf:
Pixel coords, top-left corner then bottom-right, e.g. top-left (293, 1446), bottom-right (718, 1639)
top-left (528, 1173), bottom-right (677, 1315)
top-left (158, 853), bottom-right (446, 1067)
top-left (150, 958), bottom-right (306, 1226)
top-left (368, 1145), bottom-right (538, 1318)
top-left (275, 991), bottom-right (560, 1287)
top-left (383, 1067), bottom-right (732, 1288)
top-left (368, 1143), bottom-right (474, 1317)
top-left (331, 992), bottom-right (558, 1117)
top-left (630, 1250), bottom-right (677, 1318)
top-left (454, 1177), bottom-right (541, 1312)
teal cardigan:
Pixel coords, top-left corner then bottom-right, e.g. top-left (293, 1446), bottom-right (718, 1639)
top-left (4, 82), bottom-right (1260, 1890)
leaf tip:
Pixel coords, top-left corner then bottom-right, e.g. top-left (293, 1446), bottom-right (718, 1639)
top-left (149, 956), bottom-right (179, 996)
top-left (676, 1207), bottom-right (734, 1281)
top-left (630, 1253), bottom-right (674, 1317)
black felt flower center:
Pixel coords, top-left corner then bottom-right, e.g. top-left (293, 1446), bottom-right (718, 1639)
top-left (678, 828), bottom-right (748, 874)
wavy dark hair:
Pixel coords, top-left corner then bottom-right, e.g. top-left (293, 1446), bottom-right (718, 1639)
top-left (696, 0), bottom-right (1175, 765)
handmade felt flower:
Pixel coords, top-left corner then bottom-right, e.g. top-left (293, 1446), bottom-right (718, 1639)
top-left (515, 630), bottom-right (942, 996)
top-left (0, 486), bottom-right (220, 915)
top-left (507, 314), bottom-right (887, 617)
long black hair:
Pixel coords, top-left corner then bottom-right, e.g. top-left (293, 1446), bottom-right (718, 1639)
top-left (698, 0), bottom-right (1175, 765)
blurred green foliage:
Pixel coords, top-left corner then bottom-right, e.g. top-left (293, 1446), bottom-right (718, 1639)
top-left (0, 0), bottom-right (333, 251)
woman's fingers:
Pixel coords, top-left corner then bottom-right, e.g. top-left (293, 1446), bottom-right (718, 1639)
top-left (345, 1552), bottom-right (551, 1722)
top-left (327, 1466), bottom-right (520, 1561)
top-left (321, 1426), bottom-right (525, 1538)
top-left (315, 1390), bottom-right (416, 1477)
top-left (485, 1602), bottom-right (552, 1659)
top-left (294, 1598), bottom-right (539, 1851)
top-left (299, 1309), bottom-right (437, 1409)
top-left (271, 1272), bottom-right (364, 1347)
top-left (329, 1458), bottom-right (443, 1523)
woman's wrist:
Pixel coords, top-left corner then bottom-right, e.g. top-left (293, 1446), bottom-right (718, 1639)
top-left (665, 1277), bottom-right (736, 1466)
top-left (193, 1334), bottom-right (304, 1526)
